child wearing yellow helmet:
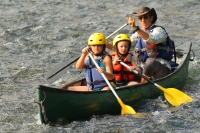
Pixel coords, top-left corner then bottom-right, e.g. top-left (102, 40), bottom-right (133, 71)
top-left (67, 32), bottom-right (114, 91)
top-left (110, 34), bottom-right (141, 86)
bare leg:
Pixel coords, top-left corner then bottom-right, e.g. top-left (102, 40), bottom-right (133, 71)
top-left (127, 81), bottom-right (139, 85)
top-left (140, 74), bottom-right (150, 84)
top-left (67, 86), bottom-right (92, 91)
top-left (102, 86), bottom-right (110, 91)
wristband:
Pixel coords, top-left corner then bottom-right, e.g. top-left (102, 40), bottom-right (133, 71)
top-left (134, 26), bottom-right (140, 32)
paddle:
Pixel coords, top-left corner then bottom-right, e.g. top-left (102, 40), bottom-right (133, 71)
top-left (120, 61), bottom-right (193, 107)
top-left (106, 23), bottom-right (128, 40)
top-left (88, 51), bottom-right (136, 115)
top-left (46, 23), bottom-right (128, 83)
top-left (46, 56), bottom-right (79, 83)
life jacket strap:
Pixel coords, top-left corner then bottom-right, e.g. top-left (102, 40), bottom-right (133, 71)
top-left (157, 46), bottom-right (174, 52)
top-left (85, 64), bottom-right (96, 68)
top-left (87, 80), bottom-right (106, 85)
top-left (135, 47), bottom-right (173, 53)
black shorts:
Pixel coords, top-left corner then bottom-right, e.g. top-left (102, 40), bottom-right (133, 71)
top-left (143, 58), bottom-right (170, 80)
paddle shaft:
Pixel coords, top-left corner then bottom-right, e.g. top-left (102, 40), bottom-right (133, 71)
top-left (106, 23), bottom-right (128, 39)
top-left (88, 52), bottom-right (119, 99)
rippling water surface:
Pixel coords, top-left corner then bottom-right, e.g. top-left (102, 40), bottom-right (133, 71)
top-left (1, 0), bottom-right (200, 132)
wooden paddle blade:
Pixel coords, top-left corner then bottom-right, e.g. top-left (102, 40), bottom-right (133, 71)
top-left (117, 99), bottom-right (136, 115)
top-left (158, 85), bottom-right (193, 107)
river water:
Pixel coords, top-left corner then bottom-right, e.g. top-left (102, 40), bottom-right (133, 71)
top-left (0, 0), bottom-right (200, 132)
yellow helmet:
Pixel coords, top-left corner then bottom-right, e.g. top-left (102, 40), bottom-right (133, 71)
top-left (113, 34), bottom-right (131, 47)
top-left (88, 32), bottom-right (106, 45)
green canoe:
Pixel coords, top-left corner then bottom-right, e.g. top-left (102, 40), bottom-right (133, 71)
top-left (36, 42), bottom-right (193, 124)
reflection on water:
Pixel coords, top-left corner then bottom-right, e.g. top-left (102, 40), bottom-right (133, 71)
top-left (0, 0), bottom-right (200, 132)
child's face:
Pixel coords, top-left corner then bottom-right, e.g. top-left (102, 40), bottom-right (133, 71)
top-left (117, 41), bottom-right (129, 54)
top-left (90, 45), bottom-right (104, 54)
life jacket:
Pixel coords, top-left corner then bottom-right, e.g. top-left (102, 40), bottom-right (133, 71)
top-left (135, 25), bottom-right (175, 62)
top-left (110, 51), bottom-right (134, 82)
top-left (85, 53), bottom-right (107, 90)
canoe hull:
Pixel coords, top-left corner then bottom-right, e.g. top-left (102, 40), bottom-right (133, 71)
top-left (36, 42), bottom-right (192, 124)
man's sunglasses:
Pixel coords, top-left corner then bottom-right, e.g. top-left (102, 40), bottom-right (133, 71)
top-left (138, 16), bottom-right (149, 20)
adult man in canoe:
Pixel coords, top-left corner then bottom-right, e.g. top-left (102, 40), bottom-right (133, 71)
top-left (127, 7), bottom-right (175, 83)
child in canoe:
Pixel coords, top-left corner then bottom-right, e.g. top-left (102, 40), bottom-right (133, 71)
top-left (110, 34), bottom-right (141, 86)
top-left (67, 32), bottom-right (114, 91)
